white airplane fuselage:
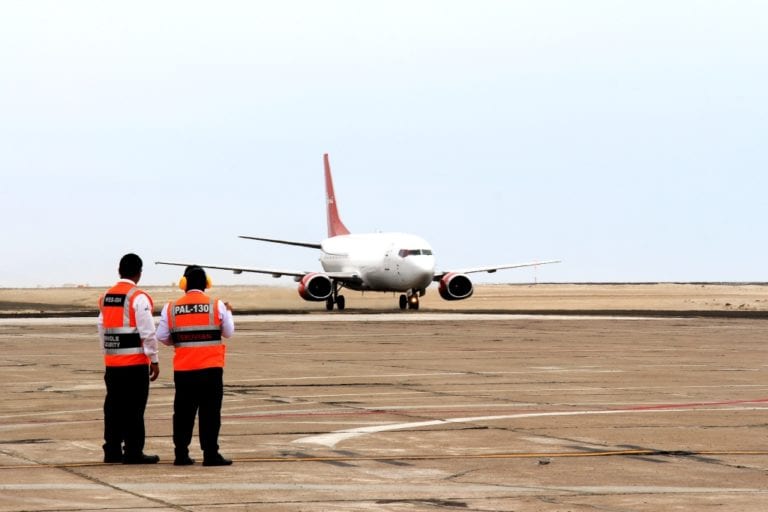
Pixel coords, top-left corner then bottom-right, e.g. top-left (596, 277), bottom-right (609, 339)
top-left (155, 153), bottom-right (559, 311)
top-left (320, 233), bottom-right (435, 292)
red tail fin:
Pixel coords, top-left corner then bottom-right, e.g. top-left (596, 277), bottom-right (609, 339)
top-left (324, 153), bottom-right (350, 237)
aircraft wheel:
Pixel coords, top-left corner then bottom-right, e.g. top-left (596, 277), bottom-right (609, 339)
top-left (399, 294), bottom-right (408, 310)
top-left (336, 295), bottom-right (346, 311)
top-left (325, 297), bottom-right (334, 311)
top-left (408, 298), bottom-right (420, 310)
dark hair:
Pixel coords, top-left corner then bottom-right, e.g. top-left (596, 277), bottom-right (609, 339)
top-left (119, 253), bottom-right (143, 278)
top-left (184, 265), bottom-right (207, 291)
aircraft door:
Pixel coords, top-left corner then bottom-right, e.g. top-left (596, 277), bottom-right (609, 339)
top-left (384, 244), bottom-right (401, 278)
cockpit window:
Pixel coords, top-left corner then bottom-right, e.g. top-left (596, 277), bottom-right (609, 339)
top-left (398, 249), bottom-right (433, 258)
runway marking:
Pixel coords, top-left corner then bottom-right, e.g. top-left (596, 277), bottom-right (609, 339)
top-left (0, 399), bottom-right (175, 421)
top-left (286, 391), bottom-right (428, 399)
top-left (3, 448), bottom-right (768, 471)
top-left (244, 314), bottom-right (662, 322)
top-left (294, 398), bottom-right (768, 447)
top-left (228, 372), bottom-right (467, 383)
top-left (226, 368), bottom-right (629, 384)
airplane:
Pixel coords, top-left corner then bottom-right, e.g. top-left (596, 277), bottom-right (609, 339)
top-left (156, 154), bottom-right (559, 311)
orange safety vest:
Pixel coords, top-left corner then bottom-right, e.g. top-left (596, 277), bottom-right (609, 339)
top-left (99, 281), bottom-right (152, 367)
top-left (166, 291), bottom-right (225, 371)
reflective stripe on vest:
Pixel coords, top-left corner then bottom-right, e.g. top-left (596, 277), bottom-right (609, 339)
top-left (167, 293), bottom-right (225, 371)
top-left (100, 283), bottom-right (149, 367)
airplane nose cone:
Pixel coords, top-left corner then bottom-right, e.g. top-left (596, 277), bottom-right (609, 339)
top-left (407, 257), bottom-right (435, 288)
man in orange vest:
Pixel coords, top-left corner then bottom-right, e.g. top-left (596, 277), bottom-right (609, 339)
top-left (156, 265), bottom-right (235, 466)
top-left (97, 253), bottom-right (160, 464)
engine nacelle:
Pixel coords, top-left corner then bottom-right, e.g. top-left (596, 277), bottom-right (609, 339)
top-left (438, 273), bottom-right (474, 301)
top-left (298, 273), bottom-right (334, 301)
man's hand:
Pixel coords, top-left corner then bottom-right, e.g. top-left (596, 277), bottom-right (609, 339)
top-left (224, 301), bottom-right (233, 312)
top-left (149, 362), bottom-right (160, 382)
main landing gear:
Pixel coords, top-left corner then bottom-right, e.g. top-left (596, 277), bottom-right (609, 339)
top-left (326, 283), bottom-right (345, 311)
top-left (399, 289), bottom-right (422, 310)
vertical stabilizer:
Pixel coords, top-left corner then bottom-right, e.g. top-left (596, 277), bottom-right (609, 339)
top-left (324, 153), bottom-right (351, 237)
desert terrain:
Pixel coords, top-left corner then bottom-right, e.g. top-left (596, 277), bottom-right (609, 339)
top-left (1, 282), bottom-right (767, 316)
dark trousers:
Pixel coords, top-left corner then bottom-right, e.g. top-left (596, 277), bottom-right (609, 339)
top-left (173, 367), bottom-right (224, 457)
top-left (103, 364), bottom-right (150, 457)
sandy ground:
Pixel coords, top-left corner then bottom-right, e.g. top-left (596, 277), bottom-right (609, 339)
top-left (0, 313), bottom-right (767, 511)
top-left (1, 283), bottom-right (768, 315)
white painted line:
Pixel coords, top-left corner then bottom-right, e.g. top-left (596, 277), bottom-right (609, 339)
top-left (228, 372), bottom-right (467, 383)
top-left (0, 400), bottom-right (175, 420)
top-left (294, 406), bottom-right (768, 448)
top-left (226, 368), bottom-right (628, 384)
top-left (235, 314), bottom-right (659, 322)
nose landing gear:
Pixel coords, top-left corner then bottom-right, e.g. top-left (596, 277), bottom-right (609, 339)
top-left (399, 289), bottom-right (421, 310)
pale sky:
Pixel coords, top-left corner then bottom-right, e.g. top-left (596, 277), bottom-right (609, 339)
top-left (1, 1), bottom-right (766, 288)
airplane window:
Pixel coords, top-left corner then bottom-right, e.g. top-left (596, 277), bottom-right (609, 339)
top-left (422, 249), bottom-right (432, 255)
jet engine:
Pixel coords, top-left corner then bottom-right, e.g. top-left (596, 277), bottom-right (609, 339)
top-left (298, 273), bottom-right (334, 301)
top-left (438, 273), bottom-right (474, 301)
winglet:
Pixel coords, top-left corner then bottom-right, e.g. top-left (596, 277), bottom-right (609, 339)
top-left (324, 153), bottom-right (351, 237)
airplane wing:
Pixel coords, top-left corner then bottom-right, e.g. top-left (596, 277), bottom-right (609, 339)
top-left (155, 260), bottom-right (361, 283)
top-left (238, 235), bottom-right (321, 249)
top-left (433, 260), bottom-right (561, 280)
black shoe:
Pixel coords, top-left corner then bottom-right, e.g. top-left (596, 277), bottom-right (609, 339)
top-left (103, 453), bottom-right (123, 463)
top-left (203, 453), bottom-right (232, 466)
top-left (123, 453), bottom-right (160, 464)
top-left (174, 455), bottom-right (195, 466)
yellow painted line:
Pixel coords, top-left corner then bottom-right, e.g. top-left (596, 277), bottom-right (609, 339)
top-left (1, 450), bottom-right (767, 470)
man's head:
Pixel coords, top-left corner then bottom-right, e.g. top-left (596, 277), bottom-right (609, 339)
top-left (182, 265), bottom-right (209, 291)
top-left (118, 253), bottom-right (143, 281)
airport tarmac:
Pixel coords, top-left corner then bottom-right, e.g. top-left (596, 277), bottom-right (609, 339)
top-left (1, 312), bottom-right (768, 511)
